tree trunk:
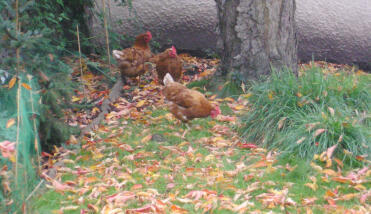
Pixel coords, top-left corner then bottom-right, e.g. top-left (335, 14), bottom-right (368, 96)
top-left (215, 0), bottom-right (298, 81)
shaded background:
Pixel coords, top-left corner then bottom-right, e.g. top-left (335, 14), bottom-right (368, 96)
top-left (91, 0), bottom-right (371, 70)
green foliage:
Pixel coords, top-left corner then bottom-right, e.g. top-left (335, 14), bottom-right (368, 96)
top-left (0, 0), bottom-right (93, 211)
top-left (239, 65), bottom-right (371, 164)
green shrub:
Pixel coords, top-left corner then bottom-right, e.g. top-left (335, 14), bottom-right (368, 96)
top-left (239, 65), bottom-right (370, 164)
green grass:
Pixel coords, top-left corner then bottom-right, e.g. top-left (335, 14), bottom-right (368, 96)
top-left (30, 71), bottom-right (370, 213)
top-left (239, 65), bottom-right (371, 164)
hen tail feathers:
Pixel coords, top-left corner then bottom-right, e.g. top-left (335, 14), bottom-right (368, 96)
top-left (163, 73), bottom-right (174, 86)
top-left (112, 50), bottom-right (123, 60)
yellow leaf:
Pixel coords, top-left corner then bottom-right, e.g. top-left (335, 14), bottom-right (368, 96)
top-left (325, 159), bottom-right (332, 168)
top-left (136, 100), bottom-right (146, 108)
top-left (72, 96), bottom-right (80, 102)
top-left (21, 83), bottom-right (32, 90)
top-left (296, 92), bottom-right (303, 98)
top-left (224, 97), bottom-right (235, 102)
top-left (304, 183), bottom-right (318, 191)
top-left (268, 91), bottom-right (274, 100)
top-left (9, 155), bottom-right (16, 163)
top-left (234, 105), bottom-right (245, 110)
top-left (6, 118), bottom-right (16, 128)
top-left (354, 184), bottom-right (367, 191)
top-left (343, 149), bottom-right (352, 155)
top-left (8, 76), bottom-right (17, 89)
top-left (310, 162), bottom-right (323, 172)
top-left (242, 93), bottom-right (253, 99)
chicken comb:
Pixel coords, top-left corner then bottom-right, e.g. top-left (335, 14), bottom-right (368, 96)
top-left (171, 46), bottom-right (177, 55)
top-left (146, 31), bottom-right (152, 40)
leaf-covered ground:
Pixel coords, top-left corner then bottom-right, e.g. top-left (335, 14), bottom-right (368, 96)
top-left (31, 57), bottom-right (370, 213)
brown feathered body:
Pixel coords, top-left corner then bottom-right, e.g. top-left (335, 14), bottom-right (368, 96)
top-left (163, 81), bottom-right (214, 122)
top-left (113, 32), bottom-right (152, 83)
top-left (153, 48), bottom-right (183, 84)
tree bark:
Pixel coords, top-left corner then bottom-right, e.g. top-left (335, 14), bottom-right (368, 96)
top-left (215, 0), bottom-right (298, 81)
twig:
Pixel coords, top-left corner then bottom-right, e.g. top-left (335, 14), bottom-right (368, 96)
top-left (25, 180), bottom-right (44, 201)
top-left (76, 24), bottom-right (87, 99)
top-left (28, 75), bottom-right (41, 171)
top-left (15, 0), bottom-right (20, 188)
top-left (101, 0), bottom-right (112, 74)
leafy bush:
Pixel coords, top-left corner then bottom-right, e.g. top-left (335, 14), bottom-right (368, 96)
top-left (239, 65), bottom-right (371, 164)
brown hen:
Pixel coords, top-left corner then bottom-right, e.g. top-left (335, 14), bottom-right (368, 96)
top-left (112, 31), bottom-right (153, 85)
top-left (152, 46), bottom-right (183, 84)
top-left (163, 73), bottom-right (221, 123)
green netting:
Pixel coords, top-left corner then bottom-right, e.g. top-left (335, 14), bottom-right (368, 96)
top-left (0, 73), bottom-right (41, 212)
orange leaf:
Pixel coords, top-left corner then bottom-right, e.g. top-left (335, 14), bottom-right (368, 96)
top-left (325, 190), bottom-right (337, 197)
top-left (322, 169), bottom-right (337, 176)
top-left (250, 160), bottom-right (267, 168)
top-left (332, 177), bottom-right (350, 184)
top-left (334, 158), bottom-right (343, 168)
top-left (21, 83), bottom-right (32, 90)
top-left (131, 184), bottom-right (142, 190)
top-left (8, 76), bottom-right (17, 89)
top-left (6, 118), bottom-right (16, 129)
top-left (87, 204), bottom-right (99, 212)
top-left (170, 205), bottom-right (188, 213)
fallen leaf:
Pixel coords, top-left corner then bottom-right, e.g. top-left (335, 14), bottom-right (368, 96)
top-left (6, 118), bottom-right (15, 128)
top-left (8, 76), bottom-right (17, 89)
top-left (136, 100), bottom-right (146, 108)
top-left (328, 107), bottom-right (335, 116)
top-left (170, 205), bottom-right (188, 213)
top-left (313, 129), bottom-right (326, 138)
top-left (304, 183), bottom-right (318, 191)
top-left (141, 135), bottom-right (152, 144)
top-left (239, 143), bottom-right (257, 149)
top-left (87, 204), bottom-right (99, 212)
top-left (326, 144), bottom-right (338, 159)
top-left (21, 83), bottom-right (32, 90)
top-left (131, 184), bottom-right (142, 190)
top-left (167, 183), bottom-right (175, 189)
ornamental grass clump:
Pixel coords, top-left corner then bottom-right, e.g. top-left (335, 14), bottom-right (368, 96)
top-left (240, 65), bottom-right (370, 164)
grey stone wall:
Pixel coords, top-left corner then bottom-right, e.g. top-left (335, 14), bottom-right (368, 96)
top-left (92, 0), bottom-right (371, 69)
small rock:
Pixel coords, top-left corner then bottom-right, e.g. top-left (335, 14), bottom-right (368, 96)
top-left (152, 134), bottom-right (166, 142)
